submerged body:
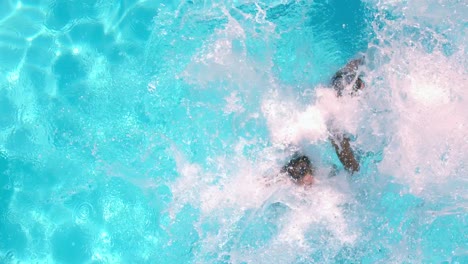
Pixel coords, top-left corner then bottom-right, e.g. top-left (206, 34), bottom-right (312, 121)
top-left (329, 57), bottom-right (364, 173)
top-left (283, 57), bottom-right (364, 184)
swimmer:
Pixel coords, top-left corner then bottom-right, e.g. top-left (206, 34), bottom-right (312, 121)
top-left (282, 57), bottom-right (364, 183)
top-left (281, 154), bottom-right (315, 186)
top-left (329, 56), bottom-right (365, 173)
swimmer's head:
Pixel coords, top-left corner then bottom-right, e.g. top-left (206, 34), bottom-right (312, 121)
top-left (282, 155), bottom-right (315, 185)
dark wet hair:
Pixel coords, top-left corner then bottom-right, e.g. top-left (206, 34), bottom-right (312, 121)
top-left (281, 155), bottom-right (314, 181)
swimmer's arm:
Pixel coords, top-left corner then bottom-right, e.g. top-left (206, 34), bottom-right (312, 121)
top-left (330, 135), bottom-right (360, 173)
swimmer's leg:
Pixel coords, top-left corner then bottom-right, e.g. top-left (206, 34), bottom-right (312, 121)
top-left (328, 56), bottom-right (366, 173)
top-left (330, 134), bottom-right (360, 174)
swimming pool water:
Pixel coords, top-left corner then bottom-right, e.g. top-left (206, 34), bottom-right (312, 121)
top-left (0, 0), bottom-right (467, 263)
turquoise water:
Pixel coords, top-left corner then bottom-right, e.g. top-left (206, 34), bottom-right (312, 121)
top-left (0, 0), bottom-right (467, 263)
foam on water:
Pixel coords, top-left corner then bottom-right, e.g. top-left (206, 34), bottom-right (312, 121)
top-left (167, 3), bottom-right (368, 262)
top-left (360, 0), bottom-right (468, 203)
top-left (377, 50), bottom-right (467, 194)
top-left (169, 0), bottom-right (467, 262)
top-left (170, 145), bottom-right (360, 262)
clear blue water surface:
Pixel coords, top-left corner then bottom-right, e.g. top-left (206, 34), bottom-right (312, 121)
top-left (0, 0), bottom-right (466, 263)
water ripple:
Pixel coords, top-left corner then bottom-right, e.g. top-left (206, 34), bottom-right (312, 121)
top-left (74, 202), bottom-right (93, 223)
top-left (0, 250), bottom-right (14, 264)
